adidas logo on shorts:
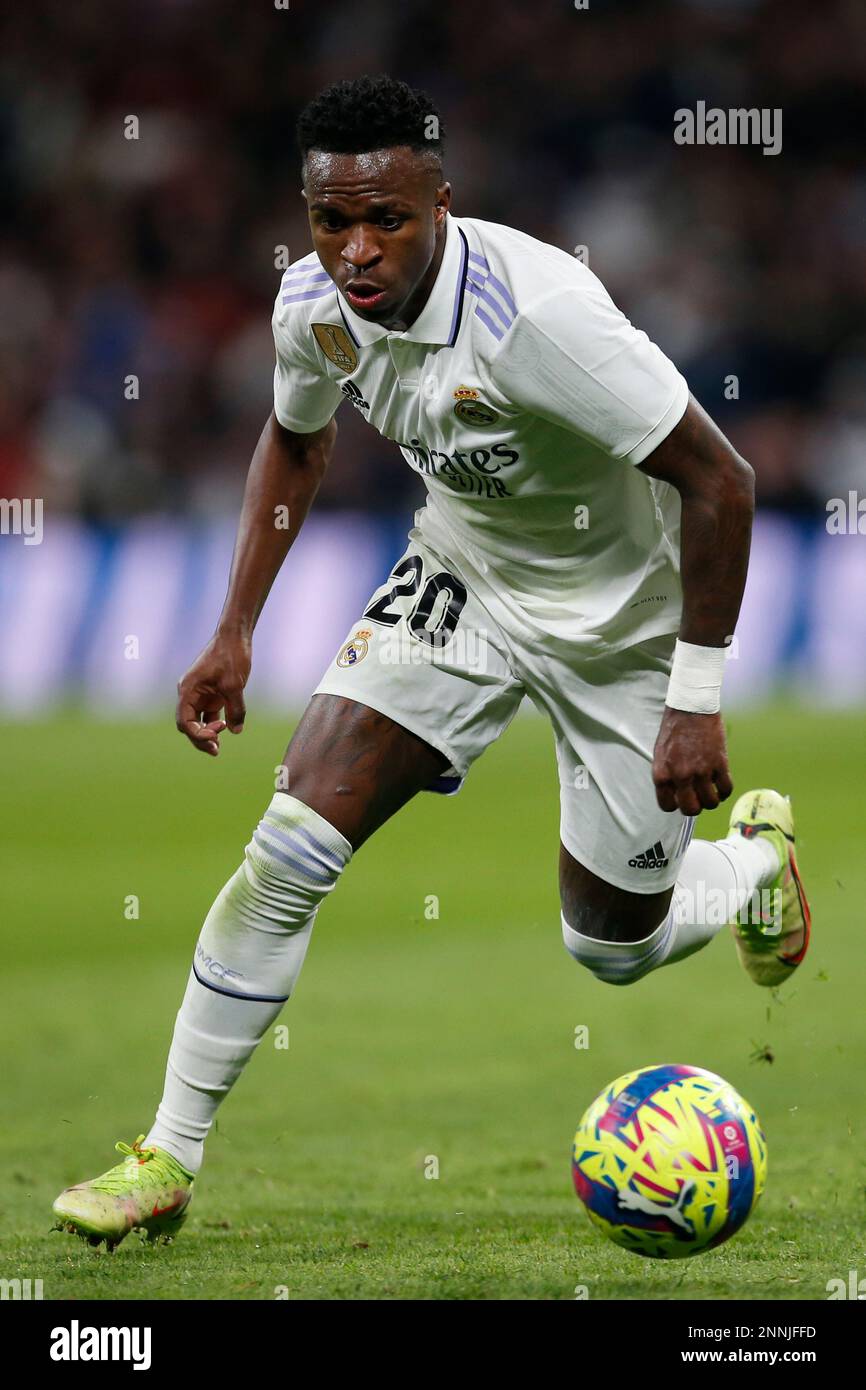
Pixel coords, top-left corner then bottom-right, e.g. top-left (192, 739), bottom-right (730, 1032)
top-left (628, 840), bottom-right (669, 869)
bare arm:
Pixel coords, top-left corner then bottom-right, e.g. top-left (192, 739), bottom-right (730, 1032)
top-left (639, 395), bottom-right (755, 647)
top-left (638, 395), bottom-right (755, 814)
top-left (176, 411), bottom-right (338, 755)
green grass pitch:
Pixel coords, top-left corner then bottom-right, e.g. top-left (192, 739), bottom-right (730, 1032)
top-left (1, 705), bottom-right (863, 1300)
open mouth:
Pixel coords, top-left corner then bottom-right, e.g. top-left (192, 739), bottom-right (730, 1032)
top-left (344, 283), bottom-right (388, 311)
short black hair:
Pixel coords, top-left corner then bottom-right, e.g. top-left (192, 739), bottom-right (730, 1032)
top-left (297, 75), bottom-right (445, 168)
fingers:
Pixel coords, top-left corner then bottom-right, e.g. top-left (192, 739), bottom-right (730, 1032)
top-left (656, 779), bottom-right (703, 816)
top-left (175, 681), bottom-right (245, 752)
top-left (654, 770), bottom-right (730, 815)
top-left (655, 780), bottom-right (679, 814)
top-left (179, 716), bottom-right (227, 756)
top-left (223, 687), bottom-right (247, 734)
top-left (174, 631), bottom-right (250, 751)
top-left (176, 693), bottom-right (227, 756)
top-left (693, 774), bottom-right (721, 810)
top-left (652, 709), bottom-right (734, 814)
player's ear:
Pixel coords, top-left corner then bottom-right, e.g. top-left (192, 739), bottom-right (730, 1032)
top-left (434, 182), bottom-right (452, 222)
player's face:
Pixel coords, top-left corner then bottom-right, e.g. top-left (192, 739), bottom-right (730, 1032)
top-left (303, 147), bottom-right (450, 329)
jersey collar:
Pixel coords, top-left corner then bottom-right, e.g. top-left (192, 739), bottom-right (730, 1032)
top-left (337, 213), bottom-right (468, 350)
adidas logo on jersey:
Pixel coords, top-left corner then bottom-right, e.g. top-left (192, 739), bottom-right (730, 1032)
top-left (341, 380), bottom-right (369, 413)
top-left (628, 840), bottom-right (669, 869)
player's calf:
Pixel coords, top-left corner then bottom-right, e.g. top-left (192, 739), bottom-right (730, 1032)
top-left (141, 792), bottom-right (353, 1176)
top-left (559, 851), bottom-right (675, 985)
top-left (560, 828), bottom-right (782, 987)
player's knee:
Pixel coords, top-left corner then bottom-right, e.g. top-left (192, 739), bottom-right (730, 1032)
top-left (561, 911), bottom-right (647, 986)
top-left (241, 793), bottom-right (352, 922)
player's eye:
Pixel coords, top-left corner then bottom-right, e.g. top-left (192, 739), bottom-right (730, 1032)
top-left (378, 214), bottom-right (405, 231)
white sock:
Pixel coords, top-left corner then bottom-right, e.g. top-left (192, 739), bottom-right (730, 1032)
top-left (562, 832), bottom-right (780, 986)
top-left (144, 794), bottom-right (351, 1173)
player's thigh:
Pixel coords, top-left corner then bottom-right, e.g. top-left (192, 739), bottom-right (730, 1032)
top-left (531, 635), bottom-right (695, 938)
top-left (284, 538), bottom-right (524, 849)
top-left (282, 694), bottom-right (448, 850)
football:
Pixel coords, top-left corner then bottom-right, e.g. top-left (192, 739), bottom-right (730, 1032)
top-left (571, 1063), bottom-right (767, 1259)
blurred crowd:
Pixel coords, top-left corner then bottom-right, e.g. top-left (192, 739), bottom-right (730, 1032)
top-left (1, 0), bottom-right (864, 525)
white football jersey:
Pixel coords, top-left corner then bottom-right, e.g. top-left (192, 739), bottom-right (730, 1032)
top-left (272, 211), bottom-right (689, 653)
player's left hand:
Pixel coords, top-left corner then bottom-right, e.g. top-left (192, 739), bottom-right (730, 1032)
top-left (651, 707), bottom-right (733, 815)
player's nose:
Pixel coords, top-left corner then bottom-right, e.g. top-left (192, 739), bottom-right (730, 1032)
top-left (341, 233), bottom-right (382, 274)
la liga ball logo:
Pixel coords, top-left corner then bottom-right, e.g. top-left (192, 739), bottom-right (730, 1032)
top-left (571, 1063), bottom-right (767, 1259)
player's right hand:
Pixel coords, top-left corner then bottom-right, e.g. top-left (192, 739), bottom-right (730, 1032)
top-left (175, 632), bottom-right (252, 756)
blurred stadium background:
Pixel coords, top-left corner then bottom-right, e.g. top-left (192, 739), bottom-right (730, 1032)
top-left (3, 0), bottom-right (865, 1303)
top-left (1, 0), bottom-right (865, 712)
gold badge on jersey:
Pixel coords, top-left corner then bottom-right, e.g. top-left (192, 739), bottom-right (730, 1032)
top-left (453, 385), bottom-right (499, 427)
top-left (336, 628), bottom-right (372, 668)
top-left (312, 323), bottom-right (358, 373)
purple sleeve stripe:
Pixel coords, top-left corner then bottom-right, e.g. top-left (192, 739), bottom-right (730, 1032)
top-left (469, 252), bottom-right (518, 316)
top-left (282, 256), bottom-right (321, 277)
top-left (481, 269), bottom-right (518, 317)
top-left (467, 276), bottom-right (514, 330)
top-left (473, 304), bottom-right (505, 341)
top-left (282, 270), bottom-right (330, 287)
top-left (282, 286), bottom-right (335, 305)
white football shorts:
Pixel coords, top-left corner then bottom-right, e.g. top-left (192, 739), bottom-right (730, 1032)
top-left (312, 533), bottom-right (694, 893)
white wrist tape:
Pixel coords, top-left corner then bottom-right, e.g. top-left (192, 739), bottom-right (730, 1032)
top-left (665, 640), bottom-right (728, 715)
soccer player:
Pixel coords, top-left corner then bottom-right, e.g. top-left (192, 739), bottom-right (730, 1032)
top-left (53, 76), bottom-right (810, 1249)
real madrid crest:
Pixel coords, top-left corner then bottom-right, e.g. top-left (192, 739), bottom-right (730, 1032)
top-left (453, 385), bottom-right (499, 427)
top-left (336, 628), bottom-right (372, 668)
top-left (312, 323), bottom-right (359, 374)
